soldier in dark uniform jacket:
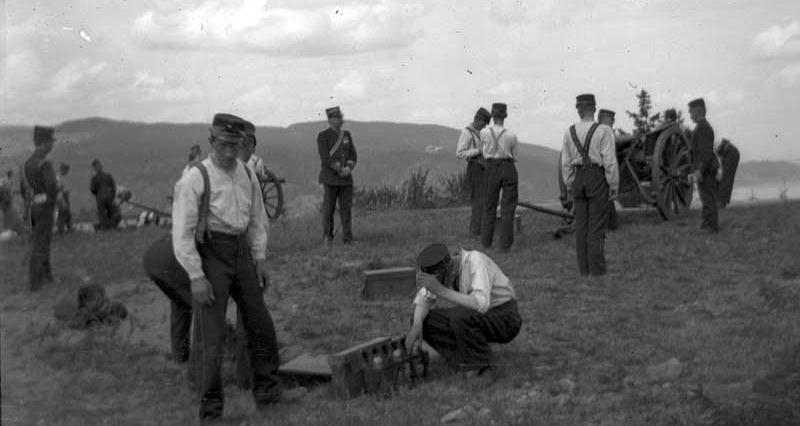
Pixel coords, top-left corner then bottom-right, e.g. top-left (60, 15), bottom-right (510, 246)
top-left (21, 126), bottom-right (58, 290)
top-left (90, 159), bottom-right (120, 230)
top-left (688, 98), bottom-right (719, 232)
top-left (715, 138), bottom-right (739, 209)
top-left (317, 106), bottom-right (358, 244)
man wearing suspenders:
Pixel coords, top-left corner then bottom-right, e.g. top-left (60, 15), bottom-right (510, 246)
top-left (560, 94), bottom-right (618, 276)
top-left (480, 103), bottom-right (519, 253)
top-left (172, 113), bottom-right (301, 421)
top-left (317, 106), bottom-right (358, 245)
top-left (21, 126), bottom-right (59, 290)
top-left (455, 107), bottom-right (491, 238)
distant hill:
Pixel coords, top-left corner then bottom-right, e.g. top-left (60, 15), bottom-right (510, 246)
top-left (0, 118), bottom-right (561, 217)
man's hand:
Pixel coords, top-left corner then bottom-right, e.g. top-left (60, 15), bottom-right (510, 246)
top-left (332, 161), bottom-right (342, 172)
top-left (191, 277), bottom-right (215, 305)
top-left (417, 271), bottom-right (446, 296)
top-left (405, 325), bottom-right (422, 354)
top-left (609, 188), bottom-right (618, 201)
top-left (339, 166), bottom-right (351, 177)
top-left (561, 199), bottom-right (573, 212)
top-left (255, 259), bottom-right (270, 292)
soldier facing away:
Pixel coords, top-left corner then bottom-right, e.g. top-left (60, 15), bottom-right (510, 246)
top-left (90, 159), bottom-right (120, 230)
top-left (455, 107), bottom-right (491, 238)
top-left (560, 94), bottom-right (619, 277)
top-left (317, 106), bottom-right (357, 245)
top-left (480, 103), bottom-right (519, 253)
top-left (597, 109), bottom-right (620, 231)
top-left (21, 126), bottom-right (59, 290)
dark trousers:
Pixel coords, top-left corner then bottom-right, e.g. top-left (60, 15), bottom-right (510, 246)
top-left (573, 165), bottom-right (609, 276)
top-left (422, 299), bottom-right (521, 370)
top-left (607, 202), bottom-right (619, 231)
top-left (29, 203), bottom-right (55, 290)
top-left (322, 184), bottom-right (353, 242)
top-left (698, 170), bottom-right (719, 231)
top-left (193, 233), bottom-right (280, 420)
top-left (95, 194), bottom-right (119, 229)
top-left (57, 204), bottom-right (72, 233)
top-left (466, 160), bottom-right (486, 237)
top-left (481, 160), bottom-right (518, 249)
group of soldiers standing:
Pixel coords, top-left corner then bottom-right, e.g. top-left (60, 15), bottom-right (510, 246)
top-left (458, 94), bottom-right (734, 277)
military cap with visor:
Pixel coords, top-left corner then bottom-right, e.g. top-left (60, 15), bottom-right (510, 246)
top-left (243, 120), bottom-right (257, 145)
top-left (326, 106), bottom-right (343, 118)
top-left (416, 243), bottom-right (452, 274)
top-left (598, 109), bottom-right (615, 119)
top-left (491, 103), bottom-right (508, 118)
top-left (210, 113), bottom-right (248, 143)
top-left (33, 125), bottom-right (56, 146)
top-left (474, 107), bottom-right (491, 123)
top-left (575, 94), bottom-right (596, 107)
top-left (688, 98), bottom-right (706, 109)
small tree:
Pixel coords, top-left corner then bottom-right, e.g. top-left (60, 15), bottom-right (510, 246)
top-left (626, 89), bottom-right (662, 135)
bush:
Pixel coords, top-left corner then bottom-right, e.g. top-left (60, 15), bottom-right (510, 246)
top-left (353, 167), bottom-right (470, 211)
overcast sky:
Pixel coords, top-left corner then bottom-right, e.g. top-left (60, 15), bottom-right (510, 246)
top-left (2, 0), bottom-right (799, 161)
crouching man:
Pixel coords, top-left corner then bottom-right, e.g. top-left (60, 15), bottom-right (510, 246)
top-left (405, 243), bottom-right (522, 382)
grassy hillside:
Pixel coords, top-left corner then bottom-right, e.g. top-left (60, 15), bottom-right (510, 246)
top-left (2, 200), bottom-right (799, 425)
top-left (0, 118), bottom-right (560, 219)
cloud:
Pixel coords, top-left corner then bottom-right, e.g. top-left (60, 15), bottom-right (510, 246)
top-left (132, 0), bottom-right (426, 57)
top-left (780, 62), bottom-right (800, 87)
top-left (334, 71), bottom-right (368, 99)
top-left (487, 80), bottom-right (523, 96)
top-left (1, 49), bottom-right (43, 95)
top-left (43, 59), bottom-right (108, 99)
top-left (753, 20), bottom-right (800, 59)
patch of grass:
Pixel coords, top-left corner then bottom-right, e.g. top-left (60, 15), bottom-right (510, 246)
top-left (2, 201), bottom-right (800, 425)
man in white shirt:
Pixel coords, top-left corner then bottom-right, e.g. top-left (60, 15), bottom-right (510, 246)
top-left (596, 109), bottom-right (620, 231)
top-left (405, 243), bottom-right (522, 382)
top-left (480, 103), bottom-right (519, 252)
top-left (172, 113), bottom-right (300, 421)
top-left (455, 107), bottom-right (491, 238)
top-left (560, 94), bottom-right (619, 276)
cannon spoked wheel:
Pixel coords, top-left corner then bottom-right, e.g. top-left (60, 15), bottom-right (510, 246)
top-left (260, 169), bottom-right (285, 221)
top-left (651, 125), bottom-right (694, 221)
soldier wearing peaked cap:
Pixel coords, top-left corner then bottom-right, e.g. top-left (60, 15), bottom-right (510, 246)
top-left (405, 243), bottom-right (521, 381)
top-left (688, 98), bottom-right (719, 232)
top-left (317, 106), bottom-right (358, 245)
top-left (240, 120), bottom-right (268, 183)
top-left (21, 125), bottom-right (59, 290)
top-left (596, 109), bottom-right (620, 231)
top-left (455, 107), bottom-right (491, 238)
top-left (480, 103), bottom-right (519, 252)
top-left (171, 113), bottom-right (303, 421)
top-left (560, 94), bottom-right (619, 276)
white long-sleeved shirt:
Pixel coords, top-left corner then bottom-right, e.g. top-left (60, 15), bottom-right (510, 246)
top-left (481, 124), bottom-right (518, 160)
top-left (455, 125), bottom-right (483, 160)
top-left (413, 249), bottom-right (516, 314)
top-left (246, 154), bottom-right (267, 181)
top-left (560, 120), bottom-right (619, 192)
top-left (172, 156), bottom-right (269, 280)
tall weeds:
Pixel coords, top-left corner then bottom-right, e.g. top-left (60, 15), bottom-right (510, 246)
top-left (353, 167), bottom-right (470, 211)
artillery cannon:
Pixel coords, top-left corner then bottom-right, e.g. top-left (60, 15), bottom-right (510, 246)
top-left (558, 122), bottom-right (694, 220)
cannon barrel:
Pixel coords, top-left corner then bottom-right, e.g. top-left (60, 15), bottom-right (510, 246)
top-left (123, 200), bottom-right (172, 218)
top-left (517, 201), bottom-right (574, 221)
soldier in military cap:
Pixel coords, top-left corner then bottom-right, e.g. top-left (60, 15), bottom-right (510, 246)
top-left (90, 159), bottom-right (120, 230)
top-left (405, 243), bottom-right (521, 383)
top-left (317, 106), bottom-right (358, 245)
top-left (172, 113), bottom-right (302, 421)
top-left (455, 107), bottom-right (491, 238)
top-left (21, 125), bottom-right (59, 290)
top-left (480, 103), bottom-right (519, 252)
top-left (597, 109), bottom-right (620, 231)
top-left (240, 120), bottom-right (268, 182)
top-left (560, 94), bottom-right (619, 276)
top-left (688, 98), bottom-right (719, 232)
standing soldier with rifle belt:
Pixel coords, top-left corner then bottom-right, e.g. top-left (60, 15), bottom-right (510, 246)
top-left (20, 125), bottom-right (59, 290)
top-left (456, 107), bottom-right (491, 239)
top-left (560, 94), bottom-right (618, 277)
top-left (317, 106), bottom-right (357, 246)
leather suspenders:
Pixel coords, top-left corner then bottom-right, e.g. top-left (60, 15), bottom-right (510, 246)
top-left (569, 123), bottom-right (600, 167)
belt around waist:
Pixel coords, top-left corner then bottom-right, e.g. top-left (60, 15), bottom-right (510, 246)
top-left (485, 157), bottom-right (514, 162)
top-left (575, 163), bottom-right (603, 169)
top-left (208, 230), bottom-right (247, 241)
